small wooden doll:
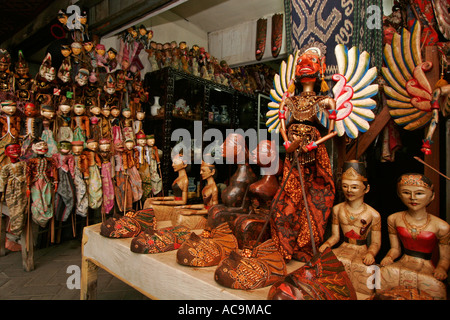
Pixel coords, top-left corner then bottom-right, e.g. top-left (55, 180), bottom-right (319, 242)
top-left (100, 105), bottom-right (112, 140)
top-left (0, 143), bottom-right (27, 235)
top-left (0, 101), bottom-right (21, 167)
top-left (95, 44), bottom-right (108, 83)
top-left (40, 104), bottom-right (58, 157)
top-left (124, 139), bottom-right (143, 205)
top-left (71, 103), bottom-right (90, 144)
top-left (113, 140), bottom-right (133, 213)
top-left (34, 53), bottom-right (57, 109)
top-left (133, 110), bottom-right (145, 135)
top-left (98, 138), bottom-right (115, 216)
top-left (81, 139), bottom-right (103, 210)
top-left (89, 104), bottom-right (101, 141)
top-left (52, 141), bottom-right (75, 222)
top-left (83, 41), bottom-right (97, 70)
top-left (56, 58), bottom-right (73, 99)
top-left (129, 76), bottom-right (148, 116)
top-left (26, 140), bottom-right (58, 228)
top-left (14, 50), bottom-right (34, 104)
top-left (0, 49), bottom-right (13, 100)
top-left (72, 68), bottom-right (90, 104)
top-left (19, 102), bottom-right (42, 161)
top-left (121, 107), bottom-right (135, 142)
top-left (145, 134), bottom-right (162, 196)
top-left (101, 73), bottom-right (119, 108)
top-left (134, 131), bottom-right (152, 202)
top-left (110, 105), bottom-right (123, 145)
top-left (56, 102), bottom-right (73, 143)
top-left (106, 48), bottom-right (119, 73)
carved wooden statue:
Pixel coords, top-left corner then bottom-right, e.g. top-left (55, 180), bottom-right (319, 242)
top-left (319, 160), bottom-right (381, 296)
top-left (207, 132), bottom-right (258, 228)
top-left (143, 154), bottom-right (188, 221)
top-left (379, 173), bottom-right (449, 300)
top-left (173, 160), bottom-right (219, 230)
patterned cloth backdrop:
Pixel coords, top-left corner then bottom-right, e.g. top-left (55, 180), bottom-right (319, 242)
top-left (289, 0), bottom-right (355, 78)
top-left (353, 0), bottom-right (384, 73)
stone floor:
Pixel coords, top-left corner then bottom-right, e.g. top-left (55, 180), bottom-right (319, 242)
top-left (0, 238), bottom-right (149, 300)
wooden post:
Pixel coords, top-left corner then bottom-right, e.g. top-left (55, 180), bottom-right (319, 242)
top-left (345, 95), bottom-right (391, 161)
top-left (80, 233), bottom-right (98, 300)
top-left (20, 222), bottom-right (36, 272)
top-left (0, 214), bottom-right (6, 257)
top-left (424, 46), bottom-right (440, 217)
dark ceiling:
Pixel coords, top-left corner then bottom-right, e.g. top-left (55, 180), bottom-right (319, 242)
top-left (0, 0), bottom-right (55, 44)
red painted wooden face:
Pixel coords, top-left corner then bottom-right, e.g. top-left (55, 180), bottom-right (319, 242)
top-left (295, 52), bottom-right (325, 83)
top-left (5, 144), bottom-right (21, 162)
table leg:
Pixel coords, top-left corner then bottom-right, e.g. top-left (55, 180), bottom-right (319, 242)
top-left (80, 235), bottom-right (98, 300)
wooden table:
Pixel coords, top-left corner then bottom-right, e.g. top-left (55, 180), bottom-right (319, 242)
top-left (80, 222), bottom-right (309, 300)
top-left (81, 222), bottom-right (370, 300)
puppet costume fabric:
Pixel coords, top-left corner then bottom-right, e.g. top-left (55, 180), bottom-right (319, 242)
top-left (147, 146), bottom-right (162, 196)
top-left (101, 161), bottom-right (115, 215)
top-left (267, 247), bottom-right (357, 300)
top-left (0, 161), bottom-right (27, 235)
top-left (270, 131), bottom-right (335, 262)
top-left (26, 156), bottom-right (57, 227)
top-left (52, 153), bottom-right (75, 222)
top-left (81, 150), bottom-right (103, 209)
top-left (135, 146), bottom-right (152, 202)
top-left (73, 155), bottom-right (89, 217)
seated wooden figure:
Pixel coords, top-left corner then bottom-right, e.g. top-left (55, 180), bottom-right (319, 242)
top-left (379, 173), bottom-right (449, 300)
top-left (143, 154), bottom-right (188, 222)
top-left (207, 133), bottom-right (258, 228)
top-left (233, 140), bottom-right (281, 249)
top-left (172, 160), bottom-right (219, 230)
top-left (318, 160), bottom-right (381, 296)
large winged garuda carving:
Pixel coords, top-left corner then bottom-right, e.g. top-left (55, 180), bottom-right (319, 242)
top-left (266, 43), bottom-right (379, 140)
top-left (382, 21), bottom-right (442, 155)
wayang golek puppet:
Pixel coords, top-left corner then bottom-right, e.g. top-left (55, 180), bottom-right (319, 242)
top-left (134, 131), bottom-right (152, 203)
top-left (56, 102), bottom-right (73, 143)
top-left (26, 141), bottom-right (58, 229)
top-left (145, 134), bottom-right (162, 197)
top-left (71, 103), bottom-right (90, 144)
top-left (71, 140), bottom-right (88, 219)
top-left (98, 138), bottom-right (114, 218)
top-left (81, 139), bottom-right (103, 211)
top-left (123, 139), bottom-right (143, 206)
top-left (19, 102), bottom-right (42, 161)
top-left (0, 143), bottom-right (28, 236)
top-left (265, 41), bottom-right (379, 262)
top-left (0, 100), bottom-right (21, 167)
top-left (113, 140), bottom-right (133, 213)
top-left (40, 104), bottom-right (58, 157)
top-left (52, 141), bottom-right (75, 223)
